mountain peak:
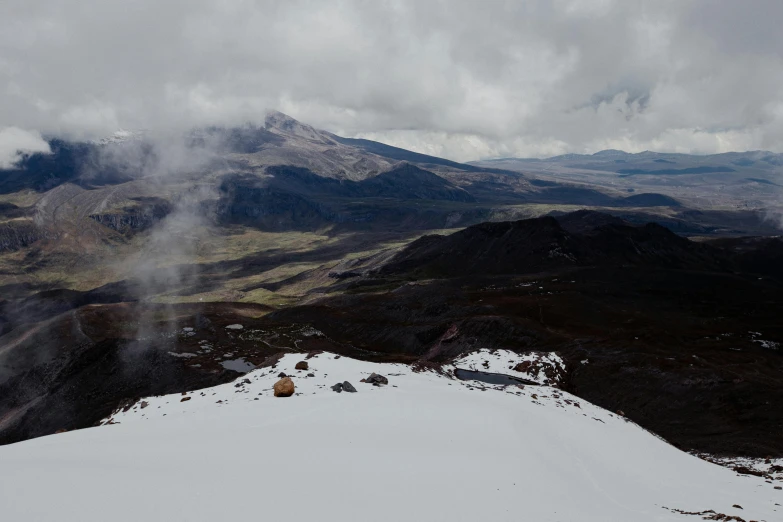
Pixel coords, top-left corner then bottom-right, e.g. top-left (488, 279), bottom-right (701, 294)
top-left (264, 110), bottom-right (329, 143)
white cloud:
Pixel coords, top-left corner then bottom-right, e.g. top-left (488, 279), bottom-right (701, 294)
top-left (1, 1), bottom-right (783, 160)
top-left (0, 127), bottom-right (51, 168)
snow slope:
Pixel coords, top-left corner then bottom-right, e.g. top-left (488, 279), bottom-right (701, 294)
top-left (0, 352), bottom-right (780, 522)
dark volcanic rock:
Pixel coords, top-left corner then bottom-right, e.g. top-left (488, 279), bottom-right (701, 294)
top-left (331, 383), bottom-right (343, 393)
top-left (365, 373), bottom-right (388, 386)
top-left (295, 361), bottom-right (309, 371)
top-left (342, 381), bottom-right (357, 393)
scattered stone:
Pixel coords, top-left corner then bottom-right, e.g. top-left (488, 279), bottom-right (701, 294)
top-left (342, 381), bottom-right (357, 393)
top-left (513, 361), bottom-right (533, 373)
top-left (55, 429), bottom-right (68, 434)
top-left (242, 378), bottom-right (251, 384)
top-left (295, 361), bottom-right (309, 371)
top-left (365, 373), bottom-right (388, 386)
top-left (334, 355), bottom-right (341, 359)
top-left (180, 397), bottom-right (191, 402)
top-left (732, 504), bottom-right (743, 509)
top-left (733, 466), bottom-right (764, 477)
top-left (616, 410), bottom-right (625, 417)
top-left (331, 383), bottom-right (343, 393)
top-left (278, 372), bottom-right (287, 378)
top-left (775, 486), bottom-right (782, 490)
top-left (274, 377), bottom-right (295, 397)
top-left (140, 401), bottom-right (149, 409)
top-left (305, 350), bottom-right (324, 359)
top-left (307, 373), bottom-right (315, 377)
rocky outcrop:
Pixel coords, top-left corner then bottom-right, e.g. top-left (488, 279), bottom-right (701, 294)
top-left (0, 220), bottom-right (47, 251)
top-left (89, 198), bottom-right (172, 235)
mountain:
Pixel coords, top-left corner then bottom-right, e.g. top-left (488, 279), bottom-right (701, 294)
top-left (471, 150), bottom-right (783, 219)
top-left (1, 113), bottom-right (782, 463)
top-left (378, 212), bottom-right (729, 278)
top-left (0, 351), bottom-right (780, 522)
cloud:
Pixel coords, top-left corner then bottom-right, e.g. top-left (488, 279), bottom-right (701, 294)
top-left (2, 1), bottom-right (783, 160)
top-left (0, 127), bottom-right (51, 168)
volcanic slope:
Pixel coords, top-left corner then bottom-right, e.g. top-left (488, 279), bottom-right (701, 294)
top-left (0, 352), bottom-right (780, 522)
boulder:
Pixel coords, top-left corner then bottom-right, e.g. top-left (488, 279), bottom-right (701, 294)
top-left (278, 372), bottom-right (287, 378)
top-left (331, 383), bottom-right (343, 393)
top-left (295, 361), bottom-right (309, 371)
top-left (274, 377), bottom-right (295, 397)
top-left (513, 361), bottom-right (533, 373)
top-left (342, 381), bottom-right (357, 393)
top-left (365, 373), bottom-right (388, 386)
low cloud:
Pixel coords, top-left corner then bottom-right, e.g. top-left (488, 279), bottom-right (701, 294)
top-left (0, 128), bottom-right (51, 168)
top-left (2, 1), bottom-right (783, 160)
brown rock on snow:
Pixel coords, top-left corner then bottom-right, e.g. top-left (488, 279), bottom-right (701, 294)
top-left (513, 361), bottom-right (533, 373)
top-left (180, 397), bottom-right (191, 402)
top-left (295, 361), bottom-right (309, 371)
top-left (274, 377), bottom-right (295, 397)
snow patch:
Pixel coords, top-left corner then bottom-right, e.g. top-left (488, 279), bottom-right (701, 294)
top-left (452, 348), bottom-right (566, 386)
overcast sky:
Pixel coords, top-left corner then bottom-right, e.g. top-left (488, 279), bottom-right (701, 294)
top-left (2, 0), bottom-right (783, 163)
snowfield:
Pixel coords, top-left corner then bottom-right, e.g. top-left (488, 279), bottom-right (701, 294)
top-left (0, 351), bottom-right (780, 521)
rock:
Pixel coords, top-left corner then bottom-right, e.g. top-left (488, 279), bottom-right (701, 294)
top-left (305, 350), bottom-right (323, 359)
top-left (732, 504), bottom-right (743, 509)
top-left (278, 372), bottom-right (287, 378)
top-left (307, 373), bottom-right (315, 377)
top-left (616, 410), bottom-right (625, 417)
top-left (365, 373), bottom-right (388, 386)
top-left (180, 397), bottom-right (191, 402)
top-left (513, 361), bottom-right (533, 373)
top-left (733, 466), bottom-right (764, 477)
top-left (54, 429), bottom-right (68, 434)
top-left (775, 486), bottom-right (782, 490)
top-left (331, 383), bottom-right (343, 393)
top-left (140, 401), bottom-right (149, 409)
top-left (274, 377), bottom-right (295, 397)
top-left (342, 381), bottom-right (357, 393)
top-left (295, 361), bottom-right (309, 371)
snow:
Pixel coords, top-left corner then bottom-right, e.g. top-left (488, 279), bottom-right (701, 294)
top-left (0, 351), bottom-right (780, 521)
top-left (750, 331), bottom-right (780, 350)
top-left (453, 348), bottom-right (566, 385)
top-left (225, 323), bottom-right (244, 330)
top-left (94, 129), bottom-right (144, 145)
